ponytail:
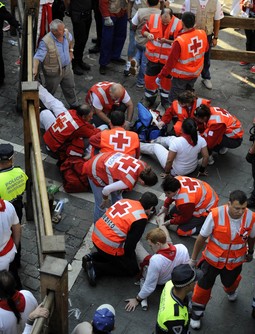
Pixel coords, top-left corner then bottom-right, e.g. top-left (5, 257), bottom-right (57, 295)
top-left (182, 118), bottom-right (198, 145)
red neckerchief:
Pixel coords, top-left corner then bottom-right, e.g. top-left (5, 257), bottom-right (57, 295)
top-left (181, 133), bottom-right (195, 147)
top-left (0, 199), bottom-right (6, 212)
top-left (140, 244), bottom-right (177, 272)
top-left (0, 291), bottom-right (26, 312)
top-left (156, 244), bottom-right (177, 261)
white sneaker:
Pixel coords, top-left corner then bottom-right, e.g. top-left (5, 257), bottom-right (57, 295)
top-left (227, 290), bottom-right (238, 302)
top-left (124, 61), bottom-right (131, 76)
top-left (202, 79), bottom-right (212, 90)
top-left (219, 147), bottom-right (228, 155)
top-left (190, 318), bottom-right (201, 329)
top-left (208, 155), bottom-right (215, 165)
top-left (130, 59), bottom-right (138, 76)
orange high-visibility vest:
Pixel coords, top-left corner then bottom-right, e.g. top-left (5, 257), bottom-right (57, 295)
top-left (172, 98), bottom-right (210, 136)
top-left (100, 128), bottom-right (140, 156)
top-left (86, 82), bottom-right (125, 114)
top-left (204, 107), bottom-right (244, 139)
top-left (203, 205), bottom-right (255, 269)
top-left (92, 199), bottom-right (148, 255)
top-left (82, 152), bottom-right (146, 190)
top-left (174, 176), bottom-right (218, 217)
top-left (145, 14), bottom-right (182, 65)
top-left (170, 29), bottom-right (207, 79)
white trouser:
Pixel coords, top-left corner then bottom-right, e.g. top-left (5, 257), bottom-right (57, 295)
top-left (140, 136), bottom-right (174, 169)
top-left (39, 84), bottom-right (68, 116)
top-left (39, 84), bottom-right (68, 130)
top-left (0, 244), bottom-right (16, 271)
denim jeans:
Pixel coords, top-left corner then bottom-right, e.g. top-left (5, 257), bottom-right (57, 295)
top-left (88, 178), bottom-right (122, 223)
top-left (128, 26), bottom-right (136, 59)
top-left (201, 34), bottom-right (213, 80)
top-left (134, 43), bottom-right (147, 85)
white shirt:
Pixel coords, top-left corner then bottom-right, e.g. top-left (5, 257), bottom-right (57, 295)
top-left (182, 0), bottom-right (224, 20)
top-left (0, 290), bottom-right (38, 334)
top-left (200, 209), bottom-right (255, 240)
top-left (0, 201), bottom-right (19, 251)
top-left (91, 91), bottom-right (130, 110)
top-left (138, 244), bottom-right (190, 300)
top-left (169, 135), bottom-right (207, 176)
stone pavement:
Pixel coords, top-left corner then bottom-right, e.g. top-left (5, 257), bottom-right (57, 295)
top-left (0, 3), bottom-right (255, 333)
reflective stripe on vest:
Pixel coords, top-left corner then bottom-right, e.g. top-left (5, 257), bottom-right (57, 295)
top-left (93, 225), bottom-right (125, 249)
top-left (170, 17), bottom-right (179, 33)
top-left (204, 249), bottom-right (246, 264)
top-left (204, 206), bottom-right (255, 269)
top-left (178, 52), bottom-right (205, 64)
top-left (0, 2), bottom-right (5, 8)
top-left (171, 64), bottom-right (204, 77)
top-left (157, 281), bottom-right (189, 331)
top-left (98, 87), bottom-right (110, 105)
top-left (153, 14), bottom-right (160, 28)
top-left (196, 98), bottom-right (202, 107)
top-left (145, 51), bottom-right (169, 61)
top-left (91, 153), bottom-right (106, 186)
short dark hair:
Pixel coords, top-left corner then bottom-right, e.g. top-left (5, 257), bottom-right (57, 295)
top-left (182, 12), bottom-right (195, 29)
top-left (76, 104), bottom-right (92, 117)
top-left (161, 175), bottom-right (181, 192)
top-left (194, 104), bottom-right (211, 119)
top-left (110, 110), bottom-right (125, 126)
top-left (229, 190), bottom-right (247, 205)
top-left (140, 167), bottom-right (158, 186)
top-left (178, 91), bottom-right (197, 104)
top-left (140, 192), bottom-right (158, 210)
top-left (148, 0), bottom-right (159, 6)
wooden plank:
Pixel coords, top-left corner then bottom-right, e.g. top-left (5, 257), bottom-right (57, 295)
top-left (172, 12), bottom-right (255, 29)
top-left (220, 16), bottom-right (255, 29)
top-left (211, 49), bottom-right (255, 61)
top-left (40, 256), bottom-right (68, 334)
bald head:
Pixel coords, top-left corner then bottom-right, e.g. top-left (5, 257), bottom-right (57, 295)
top-left (109, 83), bottom-right (125, 100)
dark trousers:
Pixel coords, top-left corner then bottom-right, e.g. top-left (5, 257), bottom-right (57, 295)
top-left (170, 206), bottom-right (205, 236)
top-left (0, 38), bottom-right (4, 81)
top-left (92, 0), bottom-right (102, 47)
top-left (168, 77), bottom-right (197, 106)
top-left (92, 245), bottom-right (139, 277)
top-left (71, 10), bottom-right (92, 64)
top-left (99, 14), bottom-right (127, 66)
top-left (201, 34), bottom-right (213, 80)
top-left (245, 29), bottom-right (255, 51)
top-left (198, 261), bottom-right (242, 290)
top-left (212, 135), bottom-right (243, 152)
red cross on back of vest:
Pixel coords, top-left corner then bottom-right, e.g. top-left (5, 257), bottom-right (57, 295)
top-left (109, 201), bottom-right (132, 218)
top-left (188, 36), bottom-right (203, 56)
top-left (181, 177), bottom-right (200, 192)
top-left (109, 131), bottom-right (131, 151)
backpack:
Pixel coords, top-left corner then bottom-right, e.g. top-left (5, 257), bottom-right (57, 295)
top-left (59, 157), bottom-right (90, 193)
top-left (132, 103), bottom-right (167, 142)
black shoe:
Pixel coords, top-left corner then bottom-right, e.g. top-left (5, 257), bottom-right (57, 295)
top-left (99, 65), bottom-right (107, 75)
top-left (79, 61), bottom-right (91, 71)
top-left (92, 38), bottom-right (98, 44)
top-left (111, 58), bottom-right (126, 65)
top-left (73, 65), bottom-right (84, 75)
top-left (82, 254), bottom-right (93, 270)
top-left (89, 45), bottom-right (100, 54)
top-left (86, 261), bottom-right (96, 286)
top-left (247, 197), bottom-right (255, 208)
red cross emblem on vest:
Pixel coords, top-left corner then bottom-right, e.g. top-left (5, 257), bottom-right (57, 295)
top-left (118, 156), bottom-right (140, 174)
top-left (109, 131), bottom-right (131, 152)
top-left (109, 201), bottom-right (132, 218)
top-left (188, 37), bottom-right (203, 57)
top-left (181, 177), bottom-right (200, 193)
top-left (52, 114), bottom-right (69, 132)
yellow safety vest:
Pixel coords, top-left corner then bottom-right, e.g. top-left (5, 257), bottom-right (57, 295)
top-left (0, 167), bottom-right (28, 201)
top-left (157, 281), bottom-right (189, 331)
